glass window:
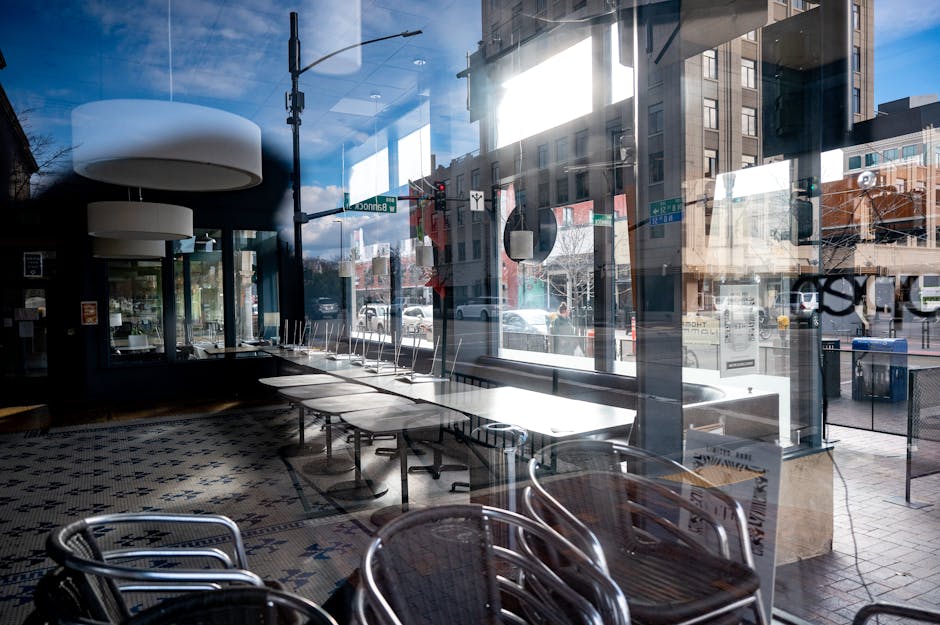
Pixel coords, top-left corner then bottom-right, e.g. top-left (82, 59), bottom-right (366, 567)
top-left (703, 49), bottom-right (718, 80)
top-left (864, 152), bottom-right (880, 167)
top-left (742, 154), bottom-right (757, 168)
top-left (793, 0), bottom-right (805, 9)
top-left (704, 98), bottom-right (719, 130)
top-left (109, 260), bottom-right (165, 363)
top-left (556, 174), bottom-right (569, 203)
top-left (555, 137), bottom-right (568, 163)
top-left (852, 45), bottom-right (861, 72)
top-left (649, 152), bottom-right (664, 184)
top-left (902, 144), bottom-right (919, 159)
top-left (575, 171), bottom-right (589, 199)
top-left (649, 102), bottom-right (664, 135)
top-left (853, 87), bottom-right (861, 114)
top-left (883, 148), bottom-right (898, 161)
top-left (537, 143), bottom-right (549, 169)
top-left (742, 106), bottom-right (757, 136)
top-left (174, 229), bottom-right (224, 355)
top-left (848, 155), bottom-right (862, 169)
top-left (704, 149), bottom-right (718, 178)
top-left (742, 30), bottom-right (757, 42)
top-left (574, 129), bottom-right (589, 159)
top-left (852, 2), bottom-right (861, 29)
top-left (741, 58), bottom-right (756, 89)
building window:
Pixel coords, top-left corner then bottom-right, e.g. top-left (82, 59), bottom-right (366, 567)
top-left (852, 87), bottom-right (861, 115)
top-left (902, 144), bottom-right (919, 159)
top-left (537, 143), bottom-right (549, 170)
top-left (742, 106), bottom-right (757, 136)
top-left (742, 154), bottom-right (757, 169)
top-left (703, 49), bottom-right (718, 80)
top-left (472, 238), bottom-right (481, 259)
top-left (456, 173), bottom-right (466, 198)
top-left (741, 58), bottom-right (756, 89)
top-left (704, 98), bottom-right (719, 130)
top-left (648, 102), bottom-right (664, 135)
top-left (883, 148), bottom-right (898, 161)
top-left (538, 181), bottom-right (550, 207)
top-left (852, 3), bottom-right (860, 30)
top-left (535, 0), bottom-right (547, 14)
top-left (848, 155), bottom-right (862, 169)
top-left (743, 30), bottom-right (757, 42)
top-left (704, 149), bottom-right (718, 178)
top-left (563, 206), bottom-right (573, 226)
top-left (793, 0), bottom-right (805, 9)
top-left (457, 241), bottom-right (466, 262)
top-left (575, 171), bottom-right (590, 199)
top-left (555, 137), bottom-right (568, 163)
top-left (556, 175), bottom-right (569, 203)
top-left (649, 152), bottom-right (664, 184)
top-left (896, 178), bottom-right (907, 193)
top-left (852, 46), bottom-right (861, 72)
top-left (864, 152), bottom-right (880, 167)
top-left (575, 129), bottom-right (589, 159)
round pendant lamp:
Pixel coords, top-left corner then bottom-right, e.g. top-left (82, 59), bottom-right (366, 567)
top-left (88, 201), bottom-right (193, 240)
top-left (92, 238), bottom-right (166, 259)
top-left (72, 99), bottom-right (263, 191)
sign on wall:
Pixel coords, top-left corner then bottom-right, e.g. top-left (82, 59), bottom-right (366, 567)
top-left (718, 284), bottom-right (759, 376)
top-left (80, 301), bottom-right (98, 326)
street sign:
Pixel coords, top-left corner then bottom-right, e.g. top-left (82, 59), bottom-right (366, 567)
top-left (347, 195), bottom-right (397, 213)
top-left (469, 189), bottom-right (486, 211)
top-left (649, 197), bottom-right (682, 225)
top-left (592, 213), bottom-right (613, 227)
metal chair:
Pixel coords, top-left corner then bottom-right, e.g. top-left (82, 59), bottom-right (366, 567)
top-left (43, 512), bottom-right (267, 624)
top-left (524, 439), bottom-right (767, 625)
top-left (852, 602), bottom-right (940, 625)
top-left (122, 587), bottom-right (337, 625)
top-left (355, 503), bottom-right (629, 625)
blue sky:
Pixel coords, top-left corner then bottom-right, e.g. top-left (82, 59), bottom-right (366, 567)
top-left (2, 1), bottom-right (939, 261)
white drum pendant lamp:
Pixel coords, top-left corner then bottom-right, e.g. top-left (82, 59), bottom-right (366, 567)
top-left (92, 238), bottom-right (166, 259)
top-left (88, 201), bottom-right (193, 240)
top-left (72, 99), bottom-right (263, 191)
top-left (415, 243), bottom-right (434, 268)
top-left (509, 230), bottom-right (534, 261)
top-left (372, 256), bottom-right (389, 276)
top-left (338, 260), bottom-right (355, 278)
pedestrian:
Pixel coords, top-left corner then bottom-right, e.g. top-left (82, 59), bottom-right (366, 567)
top-left (550, 302), bottom-right (579, 354)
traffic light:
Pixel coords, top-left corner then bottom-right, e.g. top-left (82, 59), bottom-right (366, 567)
top-left (792, 196), bottom-right (814, 243)
top-left (433, 181), bottom-right (446, 211)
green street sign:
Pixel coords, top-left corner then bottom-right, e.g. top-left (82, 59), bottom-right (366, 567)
top-left (649, 197), bottom-right (682, 225)
top-left (348, 195), bottom-right (397, 213)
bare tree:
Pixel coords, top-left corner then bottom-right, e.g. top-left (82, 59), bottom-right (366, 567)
top-left (543, 223), bottom-right (593, 307)
top-left (13, 108), bottom-right (73, 199)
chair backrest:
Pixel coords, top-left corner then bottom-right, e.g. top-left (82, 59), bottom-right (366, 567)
top-left (356, 503), bottom-right (629, 625)
top-left (123, 587), bottom-right (338, 625)
top-left (45, 513), bottom-right (265, 623)
top-left (527, 439), bottom-right (753, 567)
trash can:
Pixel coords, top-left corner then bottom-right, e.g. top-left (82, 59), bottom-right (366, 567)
top-left (851, 337), bottom-right (908, 402)
top-left (822, 339), bottom-right (840, 398)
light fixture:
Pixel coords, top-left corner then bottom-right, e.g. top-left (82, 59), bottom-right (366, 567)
top-left (92, 238), bottom-right (166, 259)
top-left (509, 230), bottom-right (534, 261)
top-left (372, 255), bottom-right (389, 276)
top-left (415, 241), bottom-right (434, 268)
top-left (88, 201), bottom-right (193, 240)
top-left (72, 99), bottom-right (262, 191)
top-left (339, 260), bottom-right (355, 278)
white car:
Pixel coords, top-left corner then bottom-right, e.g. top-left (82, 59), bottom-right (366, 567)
top-left (501, 309), bottom-right (550, 335)
top-left (455, 296), bottom-right (504, 321)
top-left (402, 305), bottom-right (433, 339)
top-left (357, 304), bottom-right (389, 334)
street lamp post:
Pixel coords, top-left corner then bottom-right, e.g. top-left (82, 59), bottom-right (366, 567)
top-left (286, 12), bottom-right (421, 320)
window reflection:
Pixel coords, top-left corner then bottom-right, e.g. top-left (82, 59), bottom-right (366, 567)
top-left (174, 230), bottom-right (223, 359)
top-left (108, 260), bottom-right (165, 363)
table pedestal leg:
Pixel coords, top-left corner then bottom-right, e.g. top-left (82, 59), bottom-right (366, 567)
top-left (302, 414), bottom-right (354, 475)
top-left (327, 429), bottom-right (388, 500)
top-left (280, 405), bottom-right (326, 457)
top-left (370, 429), bottom-right (423, 527)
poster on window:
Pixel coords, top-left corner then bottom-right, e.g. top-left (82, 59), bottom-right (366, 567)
top-left (718, 284), bottom-right (759, 376)
top-left (682, 429), bottom-right (782, 625)
top-left (80, 301), bottom-right (98, 326)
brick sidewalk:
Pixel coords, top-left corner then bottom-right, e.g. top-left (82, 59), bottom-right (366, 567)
top-left (774, 425), bottom-right (940, 625)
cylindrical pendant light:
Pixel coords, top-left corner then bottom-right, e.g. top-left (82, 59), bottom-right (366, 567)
top-left (72, 99), bottom-right (262, 191)
top-left (372, 255), bottom-right (389, 276)
top-left (92, 238), bottom-right (166, 259)
top-left (415, 243), bottom-right (434, 268)
top-left (339, 260), bottom-right (354, 277)
top-left (509, 230), bottom-right (534, 261)
top-left (88, 201), bottom-right (193, 240)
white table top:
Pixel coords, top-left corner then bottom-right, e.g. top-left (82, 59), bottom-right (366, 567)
top-left (277, 381), bottom-right (375, 401)
top-left (299, 393), bottom-right (415, 414)
top-left (341, 402), bottom-right (469, 434)
top-left (258, 373), bottom-right (341, 388)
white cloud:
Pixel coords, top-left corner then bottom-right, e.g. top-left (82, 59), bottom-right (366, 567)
top-left (876, 1), bottom-right (940, 44)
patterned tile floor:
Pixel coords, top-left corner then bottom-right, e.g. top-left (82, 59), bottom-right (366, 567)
top-left (2, 399), bottom-right (938, 625)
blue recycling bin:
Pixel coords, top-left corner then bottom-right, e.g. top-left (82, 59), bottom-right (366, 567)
top-left (851, 337), bottom-right (908, 402)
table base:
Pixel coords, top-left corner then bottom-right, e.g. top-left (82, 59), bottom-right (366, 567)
top-left (279, 440), bottom-right (326, 458)
top-left (327, 478), bottom-right (388, 500)
top-left (369, 503), bottom-right (425, 527)
top-left (301, 456), bottom-right (355, 475)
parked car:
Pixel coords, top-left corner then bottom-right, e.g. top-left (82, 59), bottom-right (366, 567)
top-left (772, 291), bottom-right (820, 327)
top-left (501, 309), bottom-right (550, 335)
top-left (402, 305), bottom-right (433, 338)
top-left (455, 296), bottom-right (505, 321)
top-left (357, 304), bottom-right (389, 333)
top-left (310, 297), bottom-right (339, 319)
